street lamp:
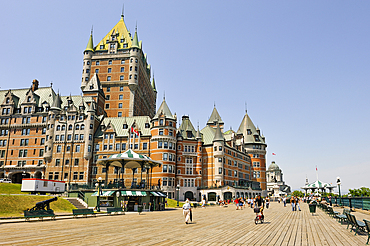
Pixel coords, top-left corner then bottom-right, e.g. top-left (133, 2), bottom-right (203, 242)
top-left (176, 184), bottom-right (180, 207)
top-left (95, 177), bottom-right (103, 212)
top-left (336, 177), bottom-right (341, 206)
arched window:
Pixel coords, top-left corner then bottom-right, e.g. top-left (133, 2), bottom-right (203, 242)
top-left (75, 124), bottom-right (79, 130)
top-left (56, 125), bottom-right (60, 131)
top-left (68, 125), bottom-right (72, 130)
top-left (80, 124), bottom-right (85, 130)
top-left (61, 125), bottom-right (65, 130)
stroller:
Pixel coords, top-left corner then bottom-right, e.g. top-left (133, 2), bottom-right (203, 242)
top-left (254, 206), bottom-right (264, 224)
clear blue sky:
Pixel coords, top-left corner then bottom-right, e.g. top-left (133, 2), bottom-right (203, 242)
top-left (1, 1), bottom-right (369, 193)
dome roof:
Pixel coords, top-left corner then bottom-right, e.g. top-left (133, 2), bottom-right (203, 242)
top-left (268, 161), bottom-right (280, 171)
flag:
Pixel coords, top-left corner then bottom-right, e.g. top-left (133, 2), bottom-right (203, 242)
top-left (131, 127), bottom-right (139, 136)
top-left (272, 153), bottom-right (276, 155)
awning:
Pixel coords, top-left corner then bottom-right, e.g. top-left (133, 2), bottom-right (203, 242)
top-left (151, 191), bottom-right (167, 197)
top-left (121, 191), bottom-right (147, 196)
top-left (91, 191), bottom-right (115, 196)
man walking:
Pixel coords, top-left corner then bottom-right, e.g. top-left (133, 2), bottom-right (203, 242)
top-left (182, 199), bottom-right (192, 224)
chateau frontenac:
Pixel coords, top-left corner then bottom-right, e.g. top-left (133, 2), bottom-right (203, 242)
top-left (0, 14), bottom-right (268, 201)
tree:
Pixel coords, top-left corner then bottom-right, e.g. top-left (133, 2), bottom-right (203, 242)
top-left (292, 190), bottom-right (304, 197)
top-left (348, 187), bottom-right (370, 197)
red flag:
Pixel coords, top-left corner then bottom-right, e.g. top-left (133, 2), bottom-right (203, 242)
top-left (272, 153), bottom-right (276, 155)
top-left (131, 127), bottom-right (139, 136)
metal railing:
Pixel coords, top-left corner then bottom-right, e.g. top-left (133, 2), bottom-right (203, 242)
top-left (323, 197), bottom-right (370, 210)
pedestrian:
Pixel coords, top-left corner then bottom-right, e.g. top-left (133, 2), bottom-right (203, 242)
top-left (235, 197), bottom-right (239, 210)
top-left (283, 197), bottom-right (286, 207)
top-left (290, 196), bottom-right (296, 211)
top-left (265, 197), bottom-right (270, 209)
top-left (296, 197), bottom-right (301, 211)
top-left (202, 198), bottom-right (206, 208)
top-left (182, 199), bottom-right (192, 224)
top-left (328, 196), bottom-right (332, 206)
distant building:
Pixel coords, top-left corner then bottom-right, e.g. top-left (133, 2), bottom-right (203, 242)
top-left (266, 161), bottom-right (291, 196)
top-left (0, 12), bottom-right (268, 200)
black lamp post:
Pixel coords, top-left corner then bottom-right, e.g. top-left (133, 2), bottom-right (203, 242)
top-left (176, 184), bottom-right (180, 207)
top-left (336, 177), bottom-right (341, 206)
top-left (95, 177), bottom-right (103, 212)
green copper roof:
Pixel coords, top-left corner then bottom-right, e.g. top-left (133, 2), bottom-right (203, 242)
top-left (151, 77), bottom-right (157, 92)
top-left (207, 107), bottom-right (224, 125)
top-left (0, 86), bottom-right (55, 108)
top-left (178, 116), bottom-right (196, 140)
top-left (200, 125), bottom-right (216, 145)
top-left (213, 123), bottom-right (224, 142)
top-left (153, 99), bottom-right (175, 120)
top-left (237, 112), bottom-right (266, 145)
top-left (95, 116), bottom-right (151, 137)
top-left (131, 28), bottom-right (139, 48)
top-left (85, 34), bottom-right (94, 52)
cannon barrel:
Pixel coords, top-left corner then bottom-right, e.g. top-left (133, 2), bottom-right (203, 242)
top-left (35, 197), bottom-right (58, 206)
top-left (31, 197), bottom-right (58, 211)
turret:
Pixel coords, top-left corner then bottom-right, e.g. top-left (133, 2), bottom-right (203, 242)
top-left (84, 101), bottom-right (95, 160)
top-left (213, 123), bottom-right (224, 183)
top-left (81, 29), bottom-right (94, 90)
top-left (128, 27), bottom-right (140, 91)
top-left (44, 93), bottom-right (62, 162)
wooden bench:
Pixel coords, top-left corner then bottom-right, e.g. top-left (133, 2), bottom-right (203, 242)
top-left (106, 207), bottom-right (123, 215)
top-left (347, 213), bottom-right (366, 235)
top-left (335, 208), bottom-right (350, 224)
top-left (73, 209), bottom-right (96, 218)
top-left (363, 219), bottom-right (370, 245)
top-left (24, 209), bottom-right (55, 222)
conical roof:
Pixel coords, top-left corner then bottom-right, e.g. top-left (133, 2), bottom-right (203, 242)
top-left (207, 107), bottom-right (224, 125)
top-left (153, 98), bottom-right (175, 120)
top-left (50, 93), bottom-right (62, 110)
top-left (213, 123), bottom-right (224, 142)
top-left (131, 28), bottom-right (140, 48)
top-left (151, 77), bottom-right (157, 93)
top-left (85, 32), bottom-right (94, 52)
top-left (178, 116), bottom-right (196, 140)
top-left (237, 112), bottom-right (266, 144)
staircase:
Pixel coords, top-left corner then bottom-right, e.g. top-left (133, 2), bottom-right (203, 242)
top-left (66, 198), bottom-right (88, 209)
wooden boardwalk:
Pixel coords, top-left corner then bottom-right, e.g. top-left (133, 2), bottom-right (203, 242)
top-left (0, 202), bottom-right (368, 245)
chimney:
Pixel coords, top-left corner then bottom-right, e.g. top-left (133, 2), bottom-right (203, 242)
top-left (32, 79), bottom-right (39, 91)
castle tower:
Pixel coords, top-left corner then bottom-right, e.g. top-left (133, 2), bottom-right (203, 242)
top-left (150, 98), bottom-right (177, 199)
top-left (44, 93), bottom-right (62, 162)
top-left (81, 14), bottom-right (157, 118)
top-left (237, 110), bottom-right (267, 192)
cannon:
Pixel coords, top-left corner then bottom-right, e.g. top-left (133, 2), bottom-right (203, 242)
top-left (29, 197), bottom-right (58, 211)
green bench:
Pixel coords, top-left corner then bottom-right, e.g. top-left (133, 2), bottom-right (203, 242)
top-left (347, 213), bottom-right (366, 235)
top-left (24, 210), bottom-right (55, 222)
top-left (73, 209), bottom-right (96, 218)
top-left (335, 208), bottom-right (350, 224)
top-left (363, 219), bottom-right (370, 245)
top-left (106, 207), bottom-right (123, 215)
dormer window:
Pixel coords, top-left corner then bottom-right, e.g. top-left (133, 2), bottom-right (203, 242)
top-left (187, 131), bottom-right (192, 138)
top-left (27, 96), bottom-right (31, 102)
top-left (123, 124), bottom-right (128, 129)
top-left (100, 45), bottom-right (104, 49)
top-left (159, 119), bottom-right (163, 126)
top-left (247, 129), bottom-right (252, 135)
top-left (145, 123), bottom-right (150, 128)
top-left (120, 39), bottom-right (124, 43)
top-left (6, 98), bottom-right (10, 103)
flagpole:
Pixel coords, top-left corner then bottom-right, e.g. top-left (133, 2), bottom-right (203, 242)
top-left (316, 166), bottom-right (319, 181)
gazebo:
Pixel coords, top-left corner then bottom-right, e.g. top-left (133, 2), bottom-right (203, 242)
top-left (301, 180), bottom-right (335, 195)
top-left (96, 149), bottom-right (162, 189)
